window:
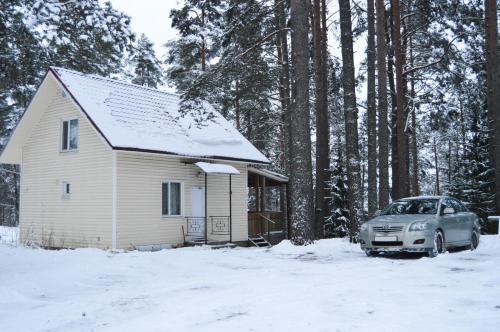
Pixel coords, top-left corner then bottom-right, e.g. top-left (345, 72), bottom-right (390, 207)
top-left (61, 119), bottom-right (78, 151)
top-left (62, 181), bottom-right (71, 198)
top-left (162, 182), bottom-right (182, 216)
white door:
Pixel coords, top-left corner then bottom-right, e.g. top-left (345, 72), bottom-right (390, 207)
top-left (190, 187), bottom-right (205, 236)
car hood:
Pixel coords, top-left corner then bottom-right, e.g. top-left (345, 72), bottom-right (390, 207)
top-left (368, 214), bottom-right (435, 225)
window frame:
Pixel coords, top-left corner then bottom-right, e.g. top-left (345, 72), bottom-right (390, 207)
top-left (161, 181), bottom-right (184, 217)
top-left (60, 118), bottom-right (79, 152)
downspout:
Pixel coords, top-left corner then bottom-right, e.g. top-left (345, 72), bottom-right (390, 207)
top-left (112, 150), bottom-right (117, 249)
top-left (205, 173), bottom-right (208, 244)
top-left (229, 174), bottom-right (232, 243)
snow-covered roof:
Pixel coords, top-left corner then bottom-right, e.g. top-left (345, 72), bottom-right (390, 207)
top-left (195, 162), bottom-right (240, 175)
top-left (50, 67), bottom-right (269, 164)
top-left (248, 166), bottom-right (288, 183)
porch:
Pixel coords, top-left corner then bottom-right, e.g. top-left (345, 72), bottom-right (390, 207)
top-left (247, 167), bottom-right (289, 245)
top-left (182, 163), bottom-right (288, 247)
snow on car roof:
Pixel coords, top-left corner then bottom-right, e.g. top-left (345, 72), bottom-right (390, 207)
top-left (50, 67), bottom-right (269, 164)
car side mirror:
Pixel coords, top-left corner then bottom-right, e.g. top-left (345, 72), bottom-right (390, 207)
top-left (443, 207), bottom-right (455, 215)
top-left (374, 210), bottom-right (381, 216)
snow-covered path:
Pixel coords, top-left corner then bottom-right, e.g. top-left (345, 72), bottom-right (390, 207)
top-left (1, 229), bottom-right (499, 332)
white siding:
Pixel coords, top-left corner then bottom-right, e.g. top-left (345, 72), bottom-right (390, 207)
top-left (116, 152), bottom-right (248, 249)
top-left (20, 86), bottom-right (113, 248)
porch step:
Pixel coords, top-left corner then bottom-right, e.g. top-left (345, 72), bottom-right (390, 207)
top-left (248, 235), bottom-right (272, 248)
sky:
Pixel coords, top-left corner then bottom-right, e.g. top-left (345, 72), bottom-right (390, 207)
top-left (107, 0), bottom-right (179, 56)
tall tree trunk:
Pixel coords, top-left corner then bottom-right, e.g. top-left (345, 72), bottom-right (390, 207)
top-left (289, 0), bottom-right (314, 245)
top-left (376, 0), bottom-right (389, 209)
top-left (200, 7), bottom-right (206, 72)
top-left (408, 0), bottom-right (419, 196)
top-left (392, 0), bottom-right (409, 198)
top-left (275, 0), bottom-right (290, 170)
top-left (485, 0), bottom-right (500, 213)
top-left (313, 0), bottom-right (330, 238)
top-left (387, 7), bottom-right (398, 201)
top-left (338, 0), bottom-right (361, 241)
top-left (434, 137), bottom-right (440, 195)
top-left (367, 0), bottom-right (377, 216)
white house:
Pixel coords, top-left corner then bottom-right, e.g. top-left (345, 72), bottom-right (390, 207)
top-left (0, 67), bottom-right (288, 249)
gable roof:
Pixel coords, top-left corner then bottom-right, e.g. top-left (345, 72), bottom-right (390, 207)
top-left (50, 67), bottom-right (269, 164)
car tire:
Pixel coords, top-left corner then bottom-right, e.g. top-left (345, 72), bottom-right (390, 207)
top-left (428, 230), bottom-right (444, 258)
top-left (469, 231), bottom-right (479, 251)
top-left (364, 250), bottom-right (378, 257)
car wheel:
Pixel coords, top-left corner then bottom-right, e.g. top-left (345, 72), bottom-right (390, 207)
top-left (428, 230), bottom-right (444, 258)
top-left (469, 231), bottom-right (479, 251)
top-left (364, 250), bottom-right (378, 257)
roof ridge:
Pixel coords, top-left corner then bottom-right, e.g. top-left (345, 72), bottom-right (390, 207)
top-left (50, 66), bottom-right (180, 98)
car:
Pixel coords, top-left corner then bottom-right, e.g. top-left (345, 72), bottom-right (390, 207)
top-left (359, 196), bottom-right (481, 257)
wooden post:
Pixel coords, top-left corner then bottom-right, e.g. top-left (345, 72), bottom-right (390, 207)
top-left (261, 176), bottom-right (266, 213)
top-left (255, 174), bottom-right (260, 212)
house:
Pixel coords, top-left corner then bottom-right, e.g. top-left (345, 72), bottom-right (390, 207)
top-left (0, 67), bottom-right (288, 249)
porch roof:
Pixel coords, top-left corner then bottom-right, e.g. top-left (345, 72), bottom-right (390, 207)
top-left (195, 162), bottom-right (240, 175)
top-left (248, 167), bottom-right (288, 184)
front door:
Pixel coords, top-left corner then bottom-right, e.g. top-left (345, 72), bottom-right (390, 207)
top-left (190, 187), bottom-right (206, 236)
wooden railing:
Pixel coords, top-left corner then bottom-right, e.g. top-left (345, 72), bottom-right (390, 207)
top-left (248, 212), bottom-right (285, 240)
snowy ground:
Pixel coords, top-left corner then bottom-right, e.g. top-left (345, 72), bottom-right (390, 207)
top-left (1, 227), bottom-right (499, 332)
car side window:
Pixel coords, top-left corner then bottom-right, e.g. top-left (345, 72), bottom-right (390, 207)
top-left (450, 199), bottom-right (464, 212)
top-left (439, 200), bottom-right (449, 214)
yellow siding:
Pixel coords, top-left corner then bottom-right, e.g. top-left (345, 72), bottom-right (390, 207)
top-left (116, 151), bottom-right (248, 249)
top-left (20, 86), bottom-right (113, 248)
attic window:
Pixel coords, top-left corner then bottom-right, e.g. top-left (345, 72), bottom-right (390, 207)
top-left (61, 119), bottom-right (78, 151)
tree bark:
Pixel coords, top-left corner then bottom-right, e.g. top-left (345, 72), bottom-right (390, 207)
top-left (434, 137), bottom-right (440, 195)
top-left (313, 0), bottom-right (330, 238)
top-left (275, 0), bottom-right (291, 170)
top-left (289, 0), bottom-right (315, 245)
top-left (387, 7), bottom-right (399, 201)
top-left (376, 0), bottom-right (389, 209)
top-left (485, 0), bottom-right (500, 213)
top-left (407, 0), bottom-right (419, 196)
top-left (391, 0), bottom-right (409, 198)
top-left (338, 0), bottom-right (361, 241)
top-left (367, 0), bottom-right (377, 216)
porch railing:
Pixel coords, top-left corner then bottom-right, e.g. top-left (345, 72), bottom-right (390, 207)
top-left (184, 216), bottom-right (231, 243)
top-left (248, 212), bottom-right (285, 241)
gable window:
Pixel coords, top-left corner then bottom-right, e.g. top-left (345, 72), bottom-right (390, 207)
top-left (162, 182), bottom-right (182, 216)
top-left (61, 119), bottom-right (78, 151)
top-left (62, 181), bottom-right (71, 198)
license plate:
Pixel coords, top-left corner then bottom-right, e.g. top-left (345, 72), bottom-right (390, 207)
top-left (375, 236), bottom-right (397, 242)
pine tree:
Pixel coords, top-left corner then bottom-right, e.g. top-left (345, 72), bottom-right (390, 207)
top-left (289, 0), bottom-right (315, 244)
top-left (367, 0), bottom-right (377, 215)
top-left (36, 0), bottom-right (134, 76)
top-left (131, 34), bottom-right (163, 88)
top-left (338, 0), bottom-right (361, 241)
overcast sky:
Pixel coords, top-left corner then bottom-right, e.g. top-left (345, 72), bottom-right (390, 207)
top-left (107, 0), bottom-right (179, 56)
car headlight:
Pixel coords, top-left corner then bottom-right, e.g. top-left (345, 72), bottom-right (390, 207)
top-left (409, 221), bottom-right (430, 231)
top-left (360, 223), bottom-right (369, 231)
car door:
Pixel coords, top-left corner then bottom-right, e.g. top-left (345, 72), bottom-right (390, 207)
top-left (438, 199), bottom-right (459, 244)
top-left (450, 199), bottom-right (471, 244)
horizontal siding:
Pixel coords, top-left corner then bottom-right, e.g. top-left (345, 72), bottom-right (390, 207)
top-left (20, 86), bottom-right (113, 248)
top-left (116, 152), bottom-right (248, 249)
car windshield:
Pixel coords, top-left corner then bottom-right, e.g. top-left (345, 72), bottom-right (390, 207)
top-left (381, 199), bottom-right (439, 215)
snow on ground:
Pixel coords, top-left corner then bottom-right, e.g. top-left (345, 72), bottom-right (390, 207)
top-left (1, 231), bottom-right (499, 332)
top-left (0, 226), bottom-right (19, 246)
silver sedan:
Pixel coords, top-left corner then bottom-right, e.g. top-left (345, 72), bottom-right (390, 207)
top-left (359, 196), bottom-right (481, 257)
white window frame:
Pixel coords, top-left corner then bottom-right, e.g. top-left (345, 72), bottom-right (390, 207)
top-left (60, 118), bottom-right (79, 152)
top-left (162, 181), bottom-right (184, 217)
top-left (62, 181), bottom-right (71, 199)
